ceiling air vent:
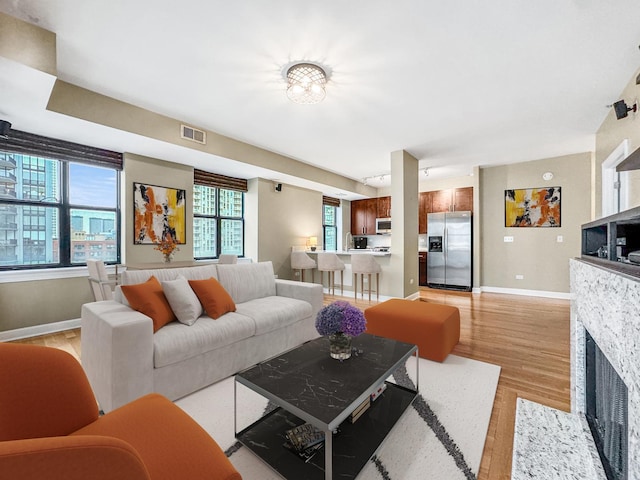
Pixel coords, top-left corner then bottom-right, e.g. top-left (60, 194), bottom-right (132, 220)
top-left (181, 125), bottom-right (206, 145)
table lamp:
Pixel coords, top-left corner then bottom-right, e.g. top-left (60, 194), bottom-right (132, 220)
top-left (308, 236), bottom-right (318, 251)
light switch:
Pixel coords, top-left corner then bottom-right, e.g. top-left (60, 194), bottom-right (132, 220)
top-left (557, 235), bottom-right (563, 243)
top-left (504, 236), bottom-right (514, 243)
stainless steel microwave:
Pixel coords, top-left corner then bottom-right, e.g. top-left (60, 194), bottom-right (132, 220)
top-left (376, 218), bottom-right (391, 234)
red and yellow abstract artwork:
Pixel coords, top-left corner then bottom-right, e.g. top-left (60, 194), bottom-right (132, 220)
top-left (133, 182), bottom-right (186, 244)
top-left (505, 187), bottom-right (561, 227)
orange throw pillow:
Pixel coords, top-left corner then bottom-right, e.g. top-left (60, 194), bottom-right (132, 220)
top-left (188, 277), bottom-right (236, 319)
top-left (121, 276), bottom-right (177, 332)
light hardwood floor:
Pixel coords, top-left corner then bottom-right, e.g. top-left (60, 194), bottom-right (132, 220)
top-left (12, 287), bottom-right (570, 479)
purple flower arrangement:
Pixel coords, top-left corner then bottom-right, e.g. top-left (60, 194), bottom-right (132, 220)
top-left (315, 301), bottom-right (366, 337)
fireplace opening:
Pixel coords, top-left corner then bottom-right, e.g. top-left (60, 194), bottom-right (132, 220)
top-left (585, 330), bottom-right (628, 480)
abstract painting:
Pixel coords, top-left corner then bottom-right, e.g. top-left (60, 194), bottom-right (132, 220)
top-left (133, 182), bottom-right (186, 244)
top-left (505, 187), bottom-right (561, 227)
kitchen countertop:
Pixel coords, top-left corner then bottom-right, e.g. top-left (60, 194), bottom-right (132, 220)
top-left (306, 249), bottom-right (391, 256)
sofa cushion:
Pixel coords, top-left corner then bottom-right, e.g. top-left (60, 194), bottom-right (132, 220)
top-left (122, 265), bottom-right (218, 286)
top-left (121, 276), bottom-right (176, 332)
top-left (188, 278), bottom-right (236, 319)
top-left (152, 312), bottom-right (255, 368)
top-left (235, 296), bottom-right (312, 335)
top-left (162, 276), bottom-right (203, 326)
top-left (216, 261), bottom-right (276, 304)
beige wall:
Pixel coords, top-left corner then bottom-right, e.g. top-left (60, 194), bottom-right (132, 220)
top-left (0, 277), bottom-right (93, 331)
top-left (480, 153), bottom-right (592, 293)
top-left (122, 153), bottom-right (194, 264)
top-left (0, 12), bottom-right (56, 76)
top-left (595, 66), bottom-right (640, 218)
top-left (250, 178), bottom-right (323, 280)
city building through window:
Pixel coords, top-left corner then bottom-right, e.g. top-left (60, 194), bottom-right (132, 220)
top-left (323, 204), bottom-right (337, 251)
top-left (0, 148), bottom-right (120, 269)
top-left (193, 184), bottom-right (244, 259)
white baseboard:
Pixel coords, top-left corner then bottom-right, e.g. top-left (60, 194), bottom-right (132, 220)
top-left (0, 318), bottom-right (81, 343)
top-left (404, 291), bottom-right (421, 301)
top-left (479, 286), bottom-right (571, 300)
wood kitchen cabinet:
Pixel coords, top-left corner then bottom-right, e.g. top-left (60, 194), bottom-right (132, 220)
top-left (377, 196), bottom-right (391, 218)
top-left (351, 198), bottom-right (377, 235)
top-left (453, 187), bottom-right (473, 212)
top-left (430, 189), bottom-right (452, 213)
top-left (418, 192), bottom-right (432, 234)
top-left (427, 187), bottom-right (473, 214)
top-left (419, 252), bottom-right (427, 286)
top-left (419, 187), bottom-right (473, 234)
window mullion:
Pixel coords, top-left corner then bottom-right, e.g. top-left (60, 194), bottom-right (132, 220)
top-left (59, 162), bottom-right (71, 265)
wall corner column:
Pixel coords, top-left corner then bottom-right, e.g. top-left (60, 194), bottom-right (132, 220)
top-left (389, 150), bottom-right (419, 298)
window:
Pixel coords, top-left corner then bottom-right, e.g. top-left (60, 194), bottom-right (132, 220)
top-left (323, 204), bottom-right (337, 251)
top-left (0, 150), bottom-right (120, 269)
top-left (193, 185), bottom-right (244, 259)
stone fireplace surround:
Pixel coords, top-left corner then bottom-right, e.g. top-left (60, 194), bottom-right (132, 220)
top-left (570, 259), bottom-right (639, 480)
top-left (512, 259), bottom-right (638, 478)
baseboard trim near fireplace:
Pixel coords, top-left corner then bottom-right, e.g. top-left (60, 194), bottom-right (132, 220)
top-left (480, 286), bottom-right (571, 299)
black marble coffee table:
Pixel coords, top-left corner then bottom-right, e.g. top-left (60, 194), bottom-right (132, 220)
top-left (235, 333), bottom-right (418, 480)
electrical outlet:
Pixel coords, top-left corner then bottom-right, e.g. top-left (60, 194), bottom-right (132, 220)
top-left (515, 274), bottom-right (524, 280)
top-left (504, 236), bottom-right (514, 243)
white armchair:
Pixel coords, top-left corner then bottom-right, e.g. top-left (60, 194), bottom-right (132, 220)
top-left (87, 259), bottom-right (116, 301)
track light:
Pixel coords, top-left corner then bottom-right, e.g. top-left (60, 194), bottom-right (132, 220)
top-left (362, 174), bottom-right (390, 185)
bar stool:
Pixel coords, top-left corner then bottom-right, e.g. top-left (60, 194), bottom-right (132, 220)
top-left (291, 250), bottom-right (316, 282)
top-left (317, 252), bottom-right (345, 295)
top-left (351, 253), bottom-right (381, 301)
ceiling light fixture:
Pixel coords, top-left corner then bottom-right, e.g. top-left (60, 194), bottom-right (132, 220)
top-left (286, 63), bottom-right (327, 104)
top-left (423, 168), bottom-right (430, 177)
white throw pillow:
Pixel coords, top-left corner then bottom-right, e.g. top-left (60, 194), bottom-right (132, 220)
top-left (161, 275), bottom-right (203, 326)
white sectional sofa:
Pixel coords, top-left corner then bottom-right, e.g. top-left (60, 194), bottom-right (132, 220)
top-left (81, 261), bottom-right (323, 412)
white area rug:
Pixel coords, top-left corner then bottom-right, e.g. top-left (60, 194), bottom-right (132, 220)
top-left (176, 354), bottom-right (500, 480)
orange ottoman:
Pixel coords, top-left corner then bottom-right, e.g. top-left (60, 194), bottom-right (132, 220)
top-left (364, 299), bottom-right (460, 362)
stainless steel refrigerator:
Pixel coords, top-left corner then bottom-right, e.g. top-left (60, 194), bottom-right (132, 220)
top-left (427, 211), bottom-right (472, 290)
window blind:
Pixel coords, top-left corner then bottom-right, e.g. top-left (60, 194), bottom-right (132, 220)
top-left (194, 169), bottom-right (248, 192)
top-left (323, 195), bottom-right (341, 207)
top-left (0, 129), bottom-right (123, 169)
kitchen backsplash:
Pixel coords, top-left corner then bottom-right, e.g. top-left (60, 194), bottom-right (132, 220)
top-left (357, 235), bottom-right (391, 249)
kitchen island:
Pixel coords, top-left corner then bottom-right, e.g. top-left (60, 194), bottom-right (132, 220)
top-left (305, 250), bottom-right (392, 299)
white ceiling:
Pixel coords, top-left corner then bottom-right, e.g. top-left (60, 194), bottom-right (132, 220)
top-left (2, 0), bottom-right (640, 197)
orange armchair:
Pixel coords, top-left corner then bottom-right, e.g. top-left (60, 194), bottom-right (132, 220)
top-left (0, 343), bottom-right (241, 480)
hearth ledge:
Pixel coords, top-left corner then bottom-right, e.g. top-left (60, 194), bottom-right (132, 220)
top-left (511, 398), bottom-right (606, 479)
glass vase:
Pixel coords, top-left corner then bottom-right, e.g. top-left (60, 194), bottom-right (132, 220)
top-left (328, 332), bottom-right (352, 360)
